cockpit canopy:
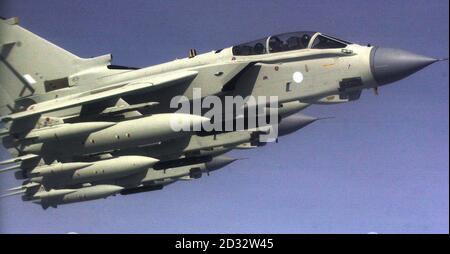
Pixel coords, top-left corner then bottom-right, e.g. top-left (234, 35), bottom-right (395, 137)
top-left (232, 31), bottom-right (352, 56)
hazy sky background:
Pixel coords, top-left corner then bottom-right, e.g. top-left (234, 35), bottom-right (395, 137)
top-left (0, 0), bottom-right (448, 233)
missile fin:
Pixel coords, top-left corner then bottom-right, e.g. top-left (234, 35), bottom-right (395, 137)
top-left (0, 164), bottom-right (21, 173)
top-left (0, 154), bottom-right (39, 166)
top-left (0, 189), bottom-right (25, 198)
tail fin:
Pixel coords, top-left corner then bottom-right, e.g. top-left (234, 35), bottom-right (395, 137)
top-left (0, 17), bottom-right (112, 116)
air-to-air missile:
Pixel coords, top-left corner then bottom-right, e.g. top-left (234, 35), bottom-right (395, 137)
top-left (2, 155), bottom-right (237, 209)
top-left (277, 114), bottom-right (328, 137)
top-left (29, 185), bottom-right (124, 209)
top-left (8, 121), bottom-right (115, 144)
top-left (112, 110), bottom-right (319, 162)
top-left (27, 156), bottom-right (159, 189)
top-left (0, 17), bottom-right (446, 208)
top-left (116, 156), bottom-right (239, 195)
top-left (2, 113), bottom-right (209, 161)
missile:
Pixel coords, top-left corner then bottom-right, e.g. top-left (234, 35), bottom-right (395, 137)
top-left (11, 156), bottom-right (237, 203)
top-left (14, 161), bottom-right (93, 180)
top-left (118, 130), bottom-right (257, 160)
top-left (204, 156), bottom-right (238, 173)
top-left (0, 189), bottom-right (26, 198)
top-left (30, 162), bottom-right (93, 176)
top-left (142, 155), bottom-right (238, 184)
top-left (31, 156), bottom-right (159, 188)
top-left (24, 122), bottom-right (116, 142)
top-left (0, 182), bottom-right (40, 198)
top-left (2, 122), bottom-right (116, 147)
top-left (22, 113), bottom-right (210, 158)
top-left (233, 113), bottom-right (320, 148)
top-left (8, 154), bottom-right (234, 194)
top-left (189, 113), bottom-right (318, 151)
top-left (278, 113), bottom-right (322, 137)
top-left (7, 182), bottom-right (40, 192)
top-left (32, 185), bottom-right (123, 209)
top-left (0, 153), bottom-right (39, 166)
top-left (32, 188), bottom-right (77, 200)
top-left (105, 156), bottom-right (239, 195)
top-left (0, 164), bottom-right (21, 174)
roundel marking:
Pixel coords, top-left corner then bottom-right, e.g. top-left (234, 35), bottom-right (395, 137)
top-left (293, 71), bottom-right (304, 84)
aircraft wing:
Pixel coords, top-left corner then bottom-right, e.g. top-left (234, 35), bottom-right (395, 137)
top-left (1, 70), bottom-right (198, 122)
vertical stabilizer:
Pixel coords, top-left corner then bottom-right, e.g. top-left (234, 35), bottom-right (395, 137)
top-left (0, 17), bottom-right (112, 116)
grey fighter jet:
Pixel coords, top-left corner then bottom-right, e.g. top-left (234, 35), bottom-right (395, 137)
top-left (0, 17), bottom-right (446, 209)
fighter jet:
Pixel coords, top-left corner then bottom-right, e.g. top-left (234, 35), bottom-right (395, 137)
top-left (0, 17), bottom-right (446, 209)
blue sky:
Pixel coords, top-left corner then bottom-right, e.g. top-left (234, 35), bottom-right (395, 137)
top-left (0, 0), bottom-right (448, 233)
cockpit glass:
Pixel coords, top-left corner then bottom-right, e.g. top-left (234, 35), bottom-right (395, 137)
top-left (311, 35), bottom-right (347, 49)
top-left (322, 34), bottom-right (353, 45)
top-left (232, 31), bottom-right (316, 56)
top-left (232, 38), bottom-right (267, 56)
top-left (268, 32), bottom-right (315, 53)
top-left (232, 32), bottom-right (350, 56)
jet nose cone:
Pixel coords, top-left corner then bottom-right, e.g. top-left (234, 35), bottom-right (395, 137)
top-left (370, 47), bottom-right (438, 86)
